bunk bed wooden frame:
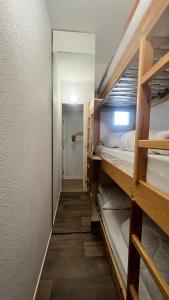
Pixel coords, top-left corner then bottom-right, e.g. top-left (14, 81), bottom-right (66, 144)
top-left (87, 1), bottom-right (169, 299)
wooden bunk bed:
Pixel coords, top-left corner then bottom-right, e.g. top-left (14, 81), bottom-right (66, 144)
top-left (87, 1), bottom-right (169, 300)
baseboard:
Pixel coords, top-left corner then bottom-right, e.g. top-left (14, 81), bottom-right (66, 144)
top-left (63, 176), bottom-right (83, 180)
top-left (33, 191), bottom-right (61, 300)
top-left (33, 228), bottom-right (52, 300)
top-left (53, 191), bottom-right (60, 225)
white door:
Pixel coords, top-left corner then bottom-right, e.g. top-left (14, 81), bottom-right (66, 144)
top-left (63, 106), bottom-right (83, 180)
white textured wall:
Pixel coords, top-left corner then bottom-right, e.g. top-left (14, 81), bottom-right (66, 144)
top-left (0, 1), bottom-right (52, 300)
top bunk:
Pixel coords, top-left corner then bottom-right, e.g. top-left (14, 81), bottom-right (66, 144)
top-left (97, 0), bottom-right (169, 107)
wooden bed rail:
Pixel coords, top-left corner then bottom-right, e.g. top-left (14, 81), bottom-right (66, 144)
top-left (129, 285), bottom-right (139, 300)
top-left (101, 158), bottom-right (132, 197)
top-left (134, 180), bottom-right (169, 236)
top-left (138, 140), bottom-right (169, 150)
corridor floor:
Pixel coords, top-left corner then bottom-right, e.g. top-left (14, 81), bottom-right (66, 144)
top-left (36, 192), bottom-right (118, 300)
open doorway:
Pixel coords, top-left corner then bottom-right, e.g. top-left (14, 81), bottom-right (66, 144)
top-left (61, 104), bottom-right (86, 192)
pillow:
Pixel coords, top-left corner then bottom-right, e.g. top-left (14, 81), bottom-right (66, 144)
top-left (119, 130), bottom-right (169, 155)
top-left (150, 130), bottom-right (169, 156)
top-left (119, 130), bottom-right (150, 152)
top-left (98, 184), bottom-right (104, 195)
top-left (101, 185), bottom-right (131, 210)
top-left (119, 130), bottom-right (136, 151)
top-left (98, 182), bottom-right (116, 195)
top-left (101, 132), bottom-right (124, 148)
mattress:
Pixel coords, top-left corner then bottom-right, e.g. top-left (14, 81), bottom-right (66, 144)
top-left (97, 194), bottom-right (152, 300)
top-left (96, 145), bottom-right (169, 195)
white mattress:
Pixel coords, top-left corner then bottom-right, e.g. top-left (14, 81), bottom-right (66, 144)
top-left (96, 145), bottom-right (169, 195)
top-left (97, 194), bottom-right (152, 300)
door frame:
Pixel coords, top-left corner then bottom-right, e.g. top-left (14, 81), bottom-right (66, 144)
top-left (61, 102), bottom-right (87, 191)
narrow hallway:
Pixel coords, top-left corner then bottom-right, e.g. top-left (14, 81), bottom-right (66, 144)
top-left (36, 192), bottom-right (118, 300)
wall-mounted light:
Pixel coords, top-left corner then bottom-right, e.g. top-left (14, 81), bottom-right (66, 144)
top-left (69, 94), bottom-right (79, 104)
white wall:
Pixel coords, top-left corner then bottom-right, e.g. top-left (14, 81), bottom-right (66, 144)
top-left (53, 53), bottom-right (61, 221)
top-left (150, 99), bottom-right (169, 130)
top-left (100, 106), bottom-right (136, 140)
top-left (100, 110), bottom-right (113, 139)
top-left (0, 1), bottom-right (52, 300)
top-left (53, 30), bottom-right (95, 55)
top-left (53, 34), bottom-right (95, 192)
top-left (58, 52), bottom-right (95, 104)
top-left (61, 81), bottom-right (94, 104)
top-left (63, 109), bottom-right (83, 179)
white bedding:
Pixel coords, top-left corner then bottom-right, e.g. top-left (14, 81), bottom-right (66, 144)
top-left (119, 130), bottom-right (169, 155)
top-left (97, 194), bottom-right (152, 300)
top-left (99, 184), bottom-right (131, 209)
top-left (96, 145), bottom-right (169, 195)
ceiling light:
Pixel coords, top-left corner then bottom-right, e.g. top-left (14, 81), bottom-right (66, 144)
top-left (69, 94), bottom-right (79, 104)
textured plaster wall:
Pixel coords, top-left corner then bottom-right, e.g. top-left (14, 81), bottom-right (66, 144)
top-left (0, 1), bottom-right (52, 300)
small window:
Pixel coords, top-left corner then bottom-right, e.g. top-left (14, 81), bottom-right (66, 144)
top-left (114, 111), bottom-right (130, 126)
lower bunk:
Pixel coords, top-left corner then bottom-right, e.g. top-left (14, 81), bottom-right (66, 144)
top-left (96, 183), bottom-right (169, 300)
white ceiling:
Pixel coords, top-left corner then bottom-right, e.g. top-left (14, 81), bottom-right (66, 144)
top-left (46, 0), bottom-right (135, 87)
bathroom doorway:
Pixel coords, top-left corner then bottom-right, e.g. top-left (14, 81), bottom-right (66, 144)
top-left (61, 103), bottom-right (87, 192)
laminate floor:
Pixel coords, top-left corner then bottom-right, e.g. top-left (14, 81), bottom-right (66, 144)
top-left (36, 192), bottom-right (118, 300)
top-left (53, 192), bottom-right (91, 233)
top-left (62, 179), bottom-right (83, 192)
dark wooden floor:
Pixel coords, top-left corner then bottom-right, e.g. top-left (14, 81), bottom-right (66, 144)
top-left (53, 192), bottom-right (91, 234)
top-left (36, 192), bottom-right (118, 300)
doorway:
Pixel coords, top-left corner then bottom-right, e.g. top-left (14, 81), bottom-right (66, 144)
top-left (61, 104), bottom-right (86, 192)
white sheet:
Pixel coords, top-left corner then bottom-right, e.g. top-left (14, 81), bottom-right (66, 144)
top-left (96, 145), bottom-right (169, 195)
top-left (101, 132), bottom-right (123, 148)
top-left (99, 185), bottom-right (131, 209)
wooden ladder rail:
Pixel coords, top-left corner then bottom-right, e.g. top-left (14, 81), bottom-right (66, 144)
top-left (127, 34), bottom-right (169, 300)
top-left (128, 234), bottom-right (169, 300)
top-left (126, 35), bottom-right (154, 300)
top-left (132, 234), bottom-right (169, 299)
